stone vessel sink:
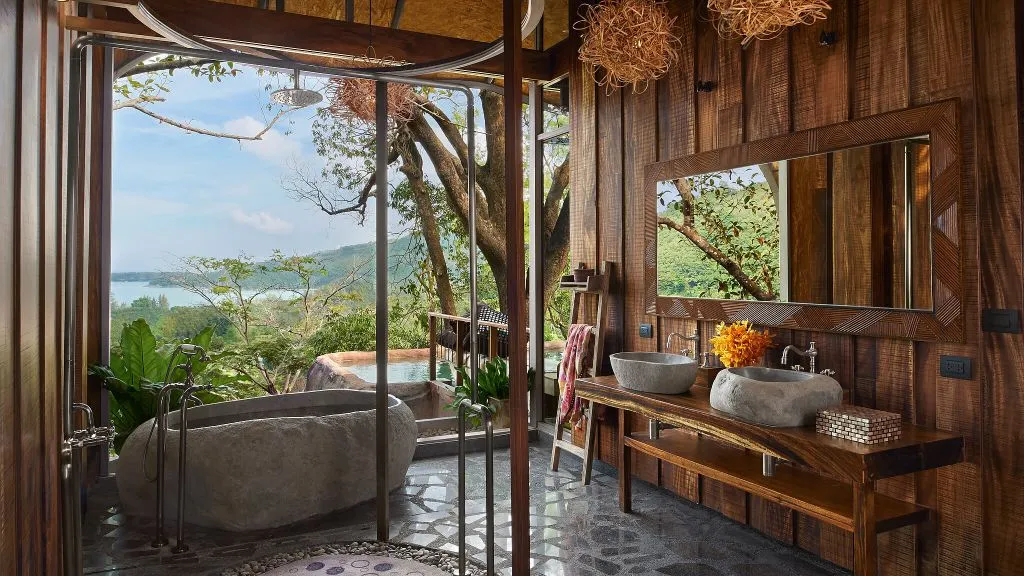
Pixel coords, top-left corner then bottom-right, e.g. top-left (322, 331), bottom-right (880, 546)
top-left (710, 367), bottom-right (842, 427)
top-left (610, 352), bottom-right (697, 395)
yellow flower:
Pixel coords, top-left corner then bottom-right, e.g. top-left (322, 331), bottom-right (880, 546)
top-left (709, 321), bottom-right (774, 368)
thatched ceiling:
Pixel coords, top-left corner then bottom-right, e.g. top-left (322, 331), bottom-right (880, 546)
top-left (210, 0), bottom-right (570, 50)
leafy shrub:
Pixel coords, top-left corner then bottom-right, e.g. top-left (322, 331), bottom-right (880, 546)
top-left (89, 319), bottom-right (226, 453)
top-left (307, 302), bottom-right (428, 357)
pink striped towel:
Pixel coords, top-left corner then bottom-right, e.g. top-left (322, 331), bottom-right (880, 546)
top-left (557, 323), bottom-right (594, 428)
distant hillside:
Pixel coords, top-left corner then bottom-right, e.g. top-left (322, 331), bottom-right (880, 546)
top-left (112, 235), bottom-right (422, 295)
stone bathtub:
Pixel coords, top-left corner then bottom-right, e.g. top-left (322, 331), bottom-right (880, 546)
top-left (116, 389), bottom-right (417, 531)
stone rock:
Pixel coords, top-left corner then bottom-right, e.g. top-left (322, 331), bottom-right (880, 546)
top-left (610, 352), bottom-right (698, 395)
top-left (305, 353), bottom-right (440, 419)
top-left (710, 367), bottom-right (842, 427)
top-left (117, 389), bottom-right (417, 531)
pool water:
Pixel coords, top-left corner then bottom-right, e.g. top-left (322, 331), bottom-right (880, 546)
top-left (347, 353), bottom-right (564, 384)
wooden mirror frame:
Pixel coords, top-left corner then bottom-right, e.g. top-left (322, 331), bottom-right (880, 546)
top-left (644, 100), bottom-right (964, 342)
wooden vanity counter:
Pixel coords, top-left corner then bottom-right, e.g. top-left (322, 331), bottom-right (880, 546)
top-left (573, 375), bottom-right (965, 576)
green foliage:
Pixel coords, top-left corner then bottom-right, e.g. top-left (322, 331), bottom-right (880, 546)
top-left (115, 56), bottom-right (239, 105)
top-left (307, 300), bottom-right (429, 357)
top-left (658, 168), bottom-right (781, 300)
top-left (89, 319), bottom-right (225, 453)
top-left (446, 357), bottom-right (536, 425)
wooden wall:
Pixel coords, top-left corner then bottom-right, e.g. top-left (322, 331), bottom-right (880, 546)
top-left (568, 0), bottom-right (1023, 573)
top-left (0, 0), bottom-right (67, 574)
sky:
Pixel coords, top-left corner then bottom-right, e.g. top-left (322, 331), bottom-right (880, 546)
top-left (111, 66), bottom-right (413, 273)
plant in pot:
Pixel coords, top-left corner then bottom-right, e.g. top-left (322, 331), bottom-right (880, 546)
top-left (447, 357), bottom-right (534, 429)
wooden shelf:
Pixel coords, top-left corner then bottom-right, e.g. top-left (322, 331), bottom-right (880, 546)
top-left (576, 375), bottom-right (964, 483)
top-left (625, 430), bottom-right (930, 534)
top-left (558, 273), bottom-right (608, 294)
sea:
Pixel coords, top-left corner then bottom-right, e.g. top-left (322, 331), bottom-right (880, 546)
top-left (110, 281), bottom-right (288, 308)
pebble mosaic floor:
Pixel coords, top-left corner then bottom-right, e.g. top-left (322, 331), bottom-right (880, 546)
top-left (83, 439), bottom-right (850, 576)
top-left (260, 554), bottom-right (447, 576)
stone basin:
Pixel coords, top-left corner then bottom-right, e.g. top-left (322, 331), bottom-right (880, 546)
top-left (710, 367), bottom-right (842, 427)
top-left (610, 352), bottom-right (697, 395)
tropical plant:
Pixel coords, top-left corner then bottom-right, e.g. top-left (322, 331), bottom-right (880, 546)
top-left (88, 319), bottom-right (226, 453)
top-left (447, 357), bottom-right (535, 426)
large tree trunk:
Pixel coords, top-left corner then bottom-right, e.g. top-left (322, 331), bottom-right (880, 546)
top-left (396, 130), bottom-right (457, 315)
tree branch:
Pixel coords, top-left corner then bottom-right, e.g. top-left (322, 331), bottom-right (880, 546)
top-left (118, 104), bottom-right (293, 142)
top-left (117, 57), bottom-right (224, 79)
top-left (658, 216), bottom-right (777, 301)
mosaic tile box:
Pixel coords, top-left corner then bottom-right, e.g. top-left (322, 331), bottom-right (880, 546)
top-left (816, 405), bottom-right (903, 445)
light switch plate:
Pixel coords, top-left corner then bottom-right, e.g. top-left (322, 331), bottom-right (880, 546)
top-left (639, 323), bottom-right (654, 338)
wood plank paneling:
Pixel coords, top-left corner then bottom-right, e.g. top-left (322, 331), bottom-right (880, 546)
top-left (568, 1), bottom-right (1021, 574)
top-left (1, 0), bottom-right (65, 573)
top-left (975, 0), bottom-right (1024, 573)
top-left (568, 0), bottom-right (597, 269)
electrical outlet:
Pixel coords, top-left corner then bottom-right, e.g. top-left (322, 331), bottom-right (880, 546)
top-left (939, 355), bottom-right (973, 380)
top-left (982, 309), bottom-right (1022, 333)
top-left (639, 323), bottom-right (654, 338)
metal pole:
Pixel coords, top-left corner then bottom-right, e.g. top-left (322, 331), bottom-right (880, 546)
top-left (457, 401), bottom-right (494, 575)
top-left (375, 80), bottom-right (390, 542)
top-left (527, 81), bottom-right (544, 427)
top-left (61, 36), bottom-right (92, 576)
top-left (484, 411), bottom-right (495, 575)
top-left (457, 402), bottom-right (467, 576)
top-left (468, 90), bottom-right (478, 405)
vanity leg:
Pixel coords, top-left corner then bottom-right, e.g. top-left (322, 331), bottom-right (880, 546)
top-left (853, 481), bottom-right (877, 576)
top-left (582, 401), bottom-right (597, 485)
top-left (618, 409), bottom-right (632, 513)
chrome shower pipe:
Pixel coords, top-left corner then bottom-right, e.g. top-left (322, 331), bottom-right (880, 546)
top-left (457, 400), bottom-right (495, 576)
top-left (173, 384), bottom-right (210, 553)
top-left (62, 34), bottom-right (102, 576)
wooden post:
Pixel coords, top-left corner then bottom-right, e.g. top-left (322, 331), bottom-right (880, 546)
top-left (503, 0), bottom-right (529, 572)
top-left (582, 400), bottom-right (597, 484)
top-left (488, 326), bottom-right (499, 359)
top-left (428, 314), bottom-right (437, 381)
top-left (618, 408), bottom-right (632, 513)
top-left (853, 481), bottom-right (877, 576)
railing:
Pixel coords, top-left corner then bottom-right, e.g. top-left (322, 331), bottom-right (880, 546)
top-left (427, 311), bottom-right (511, 385)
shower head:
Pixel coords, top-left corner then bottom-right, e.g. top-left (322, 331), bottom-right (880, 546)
top-left (271, 69), bottom-right (323, 108)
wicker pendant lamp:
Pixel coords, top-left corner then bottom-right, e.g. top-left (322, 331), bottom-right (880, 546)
top-left (575, 0), bottom-right (682, 94)
top-left (327, 0), bottom-right (417, 124)
top-left (707, 0), bottom-right (831, 45)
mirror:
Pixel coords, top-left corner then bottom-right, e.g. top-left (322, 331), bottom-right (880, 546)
top-left (656, 137), bottom-right (933, 310)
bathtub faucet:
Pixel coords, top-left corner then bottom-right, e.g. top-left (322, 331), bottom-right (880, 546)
top-left (151, 344), bottom-right (209, 551)
top-left (172, 383), bottom-right (211, 553)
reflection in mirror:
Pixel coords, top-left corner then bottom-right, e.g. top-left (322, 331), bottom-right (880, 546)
top-left (657, 137), bottom-right (932, 310)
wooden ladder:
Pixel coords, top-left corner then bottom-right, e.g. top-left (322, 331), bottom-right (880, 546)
top-left (549, 261), bottom-right (611, 485)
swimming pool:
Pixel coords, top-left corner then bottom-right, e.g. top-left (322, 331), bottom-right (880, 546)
top-left (346, 352), bottom-right (564, 384)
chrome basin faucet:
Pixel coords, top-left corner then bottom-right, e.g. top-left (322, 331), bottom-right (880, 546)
top-left (781, 341), bottom-right (818, 373)
top-left (665, 328), bottom-right (700, 359)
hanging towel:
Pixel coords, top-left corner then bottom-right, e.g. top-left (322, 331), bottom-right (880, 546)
top-left (557, 323), bottom-right (594, 428)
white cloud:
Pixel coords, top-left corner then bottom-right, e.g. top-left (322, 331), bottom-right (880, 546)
top-left (114, 193), bottom-right (188, 217)
top-left (223, 116), bottom-right (302, 165)
top-left (229, 208), bottom-right (294, 235)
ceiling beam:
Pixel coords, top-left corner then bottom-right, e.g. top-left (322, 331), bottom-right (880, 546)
top-left (72, 0), bottom-right (553, 80)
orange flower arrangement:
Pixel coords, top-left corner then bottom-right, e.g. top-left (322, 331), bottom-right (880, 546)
top-left (709, 321), bottom-right (774, 368)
